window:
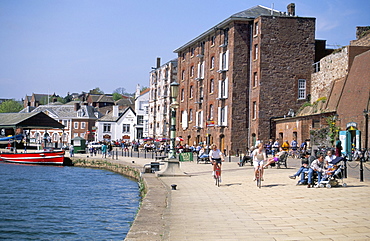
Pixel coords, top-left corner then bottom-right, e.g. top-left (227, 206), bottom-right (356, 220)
top-left (103, 123), bottom-right (111, 132)
top-left (210, 56), bottom-right (215, 69)
top-left (189, 109), bottom-right (193, 122)
top-left (63, 120), bottom-right (68, 128)
top-left (254, 21), bottom-right (259, 35)
top-left (209, 104), bottom-right (214, 120)
top-left (139, 101), bottom-right (146, 110)
top-left (191, 47), bottom-right (194, 56)
top-left (210, 79), bottom-right (214, 93)
top-left (196, 111), bottom-right (203, 128)
top-left (253, 72), bottom-right (258, 87)
top-left (218, 78), bottom-right (228, 99)
top-left (81, 122), bottom-right (86, 129)
top-left (197, 61), bottom-right (205, 80)
top-left (313, 62), bottom-right (320, 73)
top-left (182, 52), bottom-right (186, 60)
top-left (223, 29), bottom-right (228, 46)
top-left (211, 35), bottom-right (215, 46)
top-left (74, 122), bottom-right (78, 129)
top-left (190, 66), bottom-right (194, 77)
top-left (190, 86), bottom-right (193, 98)
top-left (252, 101), bottom-right (257, 119)
top-left (218, 106), bottom-right (228, 126)
top-left (137, 115), bottom-right (144, 125)
top-left (200, 41), bottom-right (205, 55)
top-left (181, 70), bottom-right (185, 80)
top-left (254, 44), bottom-right (258, 60)
top-left (298, 79), bottom-right (306, 99)
top-left (181, 110), bottom-right (188, 129)
top-left (312, 119), bottom-right (320, 129)
top-left (219, 50), bottom-right (229, 71)
top-left (199, 87), bottom-right (204, 100)
top-left (181, 89), bottom-right (184, 101)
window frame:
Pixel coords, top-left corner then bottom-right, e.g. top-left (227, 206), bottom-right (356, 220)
top-left (298, 79), bottom-right (306, 100)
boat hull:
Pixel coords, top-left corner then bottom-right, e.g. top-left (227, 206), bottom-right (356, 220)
top-left (0, 151), bottom-right (65, 165)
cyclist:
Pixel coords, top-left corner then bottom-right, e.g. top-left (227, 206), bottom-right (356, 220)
top-left (252, 143), bottom-right (267, 181)
top-left (209, 144), bottom-right (225, 181)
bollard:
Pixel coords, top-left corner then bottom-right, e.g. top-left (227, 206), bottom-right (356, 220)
top-left (171, 184), bottom-right (177, 190)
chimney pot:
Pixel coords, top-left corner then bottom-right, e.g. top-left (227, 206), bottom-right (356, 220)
top-left (287, 3), bottom-right (295, 16)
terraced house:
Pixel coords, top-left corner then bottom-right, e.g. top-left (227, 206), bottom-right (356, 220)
top-left (173, 3), bottom-right (316, 153)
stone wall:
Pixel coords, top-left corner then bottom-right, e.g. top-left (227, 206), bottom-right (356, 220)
top-left (311, 47), bottom-right (349, 103)
top-left (350, 26), bottom-right (370, 46)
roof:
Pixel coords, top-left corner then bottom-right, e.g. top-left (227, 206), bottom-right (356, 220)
top-left (97, 106), bottom-right (135, 122)
top-left (24, 103), bottom-right (101, 119)
top-left (174, 5), bottom-right (289, 53)
top-left (0, 112), bottom-right (65, 129)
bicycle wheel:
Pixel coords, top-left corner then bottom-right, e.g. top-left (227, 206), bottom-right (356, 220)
top-left (257, 168), bottom-right (262, 188)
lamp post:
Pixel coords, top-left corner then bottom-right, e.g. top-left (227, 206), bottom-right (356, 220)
top-left (168, 81), bottom-right (179, 159)
top-left (363, 109), bottom-right (369, 150)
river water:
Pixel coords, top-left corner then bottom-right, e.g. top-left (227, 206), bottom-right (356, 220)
top-left (0, 162), bottom-right (140, 240)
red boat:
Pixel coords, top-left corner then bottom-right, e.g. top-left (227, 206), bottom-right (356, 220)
top-left (0, 150), bottom-right (65, 165)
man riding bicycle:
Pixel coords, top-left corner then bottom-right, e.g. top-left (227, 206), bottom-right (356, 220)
top-left (209, 144), bottom-right (225, 181)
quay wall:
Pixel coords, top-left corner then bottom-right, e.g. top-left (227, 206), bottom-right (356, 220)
top-left (71, 157), bottom-right (168, 241)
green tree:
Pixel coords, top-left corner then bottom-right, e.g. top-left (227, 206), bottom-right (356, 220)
top-left (0, 100), bottom-right (23, 113)
top-left (112, 92), bottom-right (123, 101)
top-left (326, 115), bottom-right (341, 145)
top-left (89, 87), bottom-right (104, 94)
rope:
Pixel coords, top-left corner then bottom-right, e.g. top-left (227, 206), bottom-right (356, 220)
top-left (346, 162), bottom-right (359, 169)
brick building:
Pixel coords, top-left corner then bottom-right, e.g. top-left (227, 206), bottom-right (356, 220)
top-left (275, 27), bottom-right (370, 150)
top-left (173, 4), bottom-right (315, 153)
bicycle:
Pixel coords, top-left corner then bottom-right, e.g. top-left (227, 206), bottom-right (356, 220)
top-left (214, 164), bottom-right (221, 187)
top-left (255, 165), bottom-right (263, 188)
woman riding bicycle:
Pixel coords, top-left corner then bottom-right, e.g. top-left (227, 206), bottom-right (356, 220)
top-left (252, 143), bottom-right (267, 181)
top-left (209, 144), bottom-right (225, 179)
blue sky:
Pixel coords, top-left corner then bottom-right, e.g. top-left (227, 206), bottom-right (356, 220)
top-left (0, 0), bottom-right (369, 100)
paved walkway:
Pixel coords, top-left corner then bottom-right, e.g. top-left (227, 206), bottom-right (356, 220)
top-left (74, 153), bottom-right (370, 241)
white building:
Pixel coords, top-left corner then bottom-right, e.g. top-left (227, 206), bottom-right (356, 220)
top-left (134, 85), bottom-right (150, 141)
top-left (95, 105), bottom-right (136, 142)
top-left (148, 58), bottom-right (178, 139)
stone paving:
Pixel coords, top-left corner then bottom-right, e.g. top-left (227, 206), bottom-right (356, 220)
top-left (73, 153), bottom-right (370, 241)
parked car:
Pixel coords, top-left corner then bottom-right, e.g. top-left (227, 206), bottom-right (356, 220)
top-left (88, 142), bottom-right (102, 150)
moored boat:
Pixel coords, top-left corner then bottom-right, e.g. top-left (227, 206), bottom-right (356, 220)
top-left (0, 150), bottom-right (65, 165)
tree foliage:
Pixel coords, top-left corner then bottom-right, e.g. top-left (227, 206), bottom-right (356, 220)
top-left (0, 100), bottom-right (23, 113)
top-left (112, 92), bottom-right (123, 101)
top-left (89, 87), bottom-right (104, 94)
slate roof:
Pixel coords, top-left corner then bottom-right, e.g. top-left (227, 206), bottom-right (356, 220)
top-left (29, 103), bottom-right (101, 119)
top-left (97, 106), bottom-right (135, 122)
top-left (0, 112), bottom-right (65, 129)
top-left (174, 5), bottom-right (303, 53)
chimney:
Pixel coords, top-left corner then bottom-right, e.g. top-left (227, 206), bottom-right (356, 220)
top-left (74, 102), bottom-right (80, 111)
top-left (113, 105), bottom-right (119, 118)
top-left (287, 3), bottom-right (295, 16)
top-left (135, 84), bottom-right (141, 99)
top-left (156, 57), bottom-right (161, 68)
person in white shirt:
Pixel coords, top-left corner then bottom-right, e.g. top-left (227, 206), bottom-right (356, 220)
top-left (209, 144), bottom-right (225, 179)
top-left (325, 150), bottom-right (337, 167)
top-left (252, 143), bottom-right (267, 181)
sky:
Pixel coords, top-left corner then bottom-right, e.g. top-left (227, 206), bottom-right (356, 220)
top-left (0, 0), bottom-right (369, 101)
